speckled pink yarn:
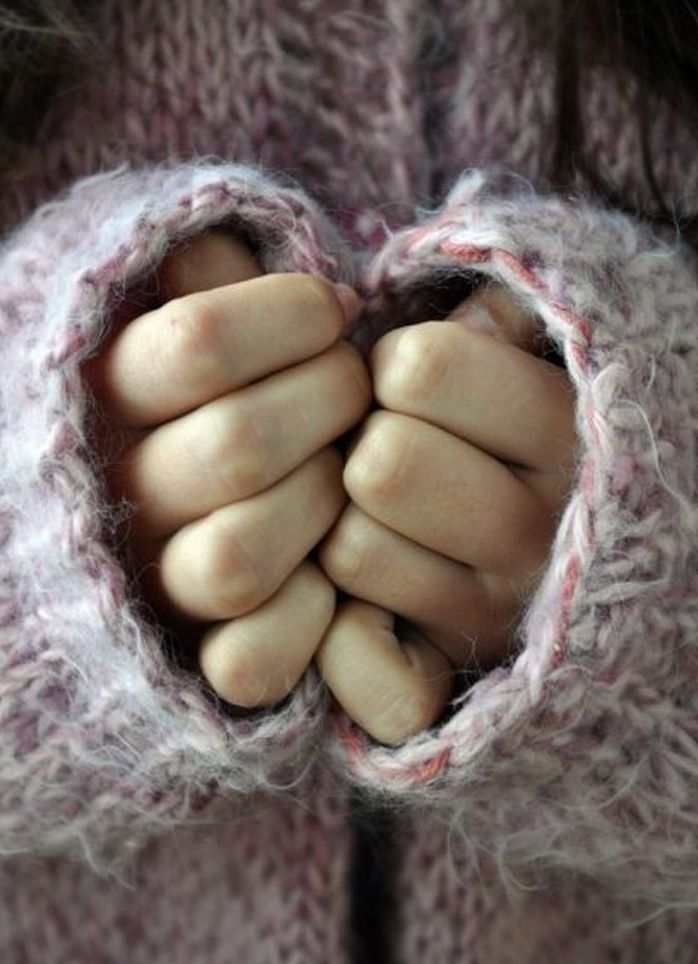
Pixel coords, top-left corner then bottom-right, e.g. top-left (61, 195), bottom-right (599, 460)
top-left (1, 1), bottom-right (697, 962)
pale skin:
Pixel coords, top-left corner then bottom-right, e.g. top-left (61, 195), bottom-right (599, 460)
top-left (82, 231), bottom-right (577, 745)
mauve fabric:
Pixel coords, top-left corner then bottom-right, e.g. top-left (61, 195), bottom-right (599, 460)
top-left (0, 1), bottom-right (696, 962)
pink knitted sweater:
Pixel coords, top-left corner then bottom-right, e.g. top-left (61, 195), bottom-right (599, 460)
top-left (1, 1), bottom-right (697, 961)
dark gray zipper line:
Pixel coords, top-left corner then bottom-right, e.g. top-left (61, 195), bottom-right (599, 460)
top-left (348, 791), bottom-right (397, 964)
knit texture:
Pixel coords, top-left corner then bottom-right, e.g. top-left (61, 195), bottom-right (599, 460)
top-left (0, 161), bottom-right (351, 873)
top-left (0, 763), bottom-right (353, 964)
top-left (0, 0), bottom-right (436, 246)
top-left (393, 808), bottom-right (698, 964)
top-left (331, 169), bottom-right (698, 908)
top-left (1, 0), bottom-right (697, 961)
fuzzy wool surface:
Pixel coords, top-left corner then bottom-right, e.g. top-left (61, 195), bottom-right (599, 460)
top-left (1, 0), bottom-right (697, 961)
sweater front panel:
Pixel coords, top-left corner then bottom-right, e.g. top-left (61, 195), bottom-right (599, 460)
top-left (3, 0), bottom-right (693, 244)
top-left (0, 2), bottom-right (696, 963)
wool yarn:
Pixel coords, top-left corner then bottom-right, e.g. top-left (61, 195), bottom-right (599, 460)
top-left (1, 1), bottom-right (696, 961)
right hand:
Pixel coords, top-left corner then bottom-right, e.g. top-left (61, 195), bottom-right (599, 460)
top-left (82, 230), bottom-right (371, 710)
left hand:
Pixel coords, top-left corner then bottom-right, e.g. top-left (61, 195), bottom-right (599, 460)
top-left (316, 284), bottom-right (578, 745)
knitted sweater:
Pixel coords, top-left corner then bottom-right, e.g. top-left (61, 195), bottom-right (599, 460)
top-left (1, 1), bottom-right (697, 962)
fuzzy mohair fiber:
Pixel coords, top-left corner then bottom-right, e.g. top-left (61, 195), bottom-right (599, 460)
top-left (0, 0), bottom-right (697, 961)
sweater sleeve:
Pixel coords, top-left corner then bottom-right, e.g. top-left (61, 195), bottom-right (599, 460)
top-left (0, 160), bottom-right (351, 876)
top-left (327, 170), bottom-right (698, 907)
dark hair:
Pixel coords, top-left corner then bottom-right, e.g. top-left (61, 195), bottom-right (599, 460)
top-left (548, 0), bottom-right (698, 243)
top-left (0, 0), bottom-right (98, 181)
top-left (1, 0), bottom-right (697, 242)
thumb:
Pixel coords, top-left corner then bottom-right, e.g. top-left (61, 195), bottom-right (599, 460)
top-left (446, 283), bottom-right (542, 355)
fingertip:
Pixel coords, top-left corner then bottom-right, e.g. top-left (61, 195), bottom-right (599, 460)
top-left (447, 285), bottom-right (540, 353)
top-left (332, 282), bottom-right (365, 333)
top-left (198, 561), bottom-right (336, 711)
top-left (157, 231), bottom-right (263, 300)
top-left (447, 301), bottom-right (505, 339)
top-left (316, 601), bottom-right (455, 746)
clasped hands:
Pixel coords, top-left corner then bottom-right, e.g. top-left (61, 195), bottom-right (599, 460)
top-left (82, 231), bottom-right (577, 746)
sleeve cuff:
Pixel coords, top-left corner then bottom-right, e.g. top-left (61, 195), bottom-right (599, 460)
top-left (328, 169), bottom-right (698, 904)
top-left (0, 160), bottom-right (349, 870)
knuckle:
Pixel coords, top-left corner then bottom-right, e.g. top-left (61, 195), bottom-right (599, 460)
top-left (200, 516), bottom-right (267, 616)
top-left (289, 273), bottom-right (344, 340)
top-left (374, 323), bottom-right (452, 409)
top-left (200, 402), bottom-right (267, 499)
top-left (319, 510), bottom-right (375, 588)
top-left (160, 294), bottom-right (224, 390)
top-left (344, 412), bottom-right (405, 509)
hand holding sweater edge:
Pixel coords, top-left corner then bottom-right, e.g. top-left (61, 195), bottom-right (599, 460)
top-left (321, 174), bottom-right (698, 908)
top-left (0, 159), bottom-right (351, 871)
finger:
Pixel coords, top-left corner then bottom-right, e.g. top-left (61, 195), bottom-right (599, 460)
top-left (156, 230), bottom-right (263, 298)
top-left (448, 282), bottom-right (541, 353)
top-left (344, 411), bottom-right (555, 580)
top-left (82, 231), bottom-right (262, 406)
top-left (198, 560), bottom-right (336, 709)
top-left (108, 340), bottom-right (370, 541)
top-left (89, 272), bottom-right (362, 429)
top-left (315, 599), bottom-right (455, 746)
top-left (318, 504), bottom-right (516, 668)
top-left (371, 320), bottom-right (576, 474)
top-left (136, 448), bottom-right (346, 622)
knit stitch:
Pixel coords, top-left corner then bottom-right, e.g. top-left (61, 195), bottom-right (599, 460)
top-left (331, 169), bottom-right (698, 907)
top-left (1, 0), bottom-right (696, 961)
top-left (0, 161), bottom-right (351, 873)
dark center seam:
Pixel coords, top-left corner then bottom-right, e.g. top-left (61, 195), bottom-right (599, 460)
top-left (348, 790), bottom-right (397, 964)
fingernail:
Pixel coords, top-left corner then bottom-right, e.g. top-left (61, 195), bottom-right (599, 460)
top-left (333, 282), bottom-right (364, 332)
top-left (449, 302), bottom-right (504, 339)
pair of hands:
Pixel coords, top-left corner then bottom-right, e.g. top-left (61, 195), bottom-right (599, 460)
top-left (82, 231), bottom-right (577, 745)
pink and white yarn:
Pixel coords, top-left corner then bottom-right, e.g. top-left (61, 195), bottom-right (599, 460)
top-left (1, 0), bottom-right (697, 960)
